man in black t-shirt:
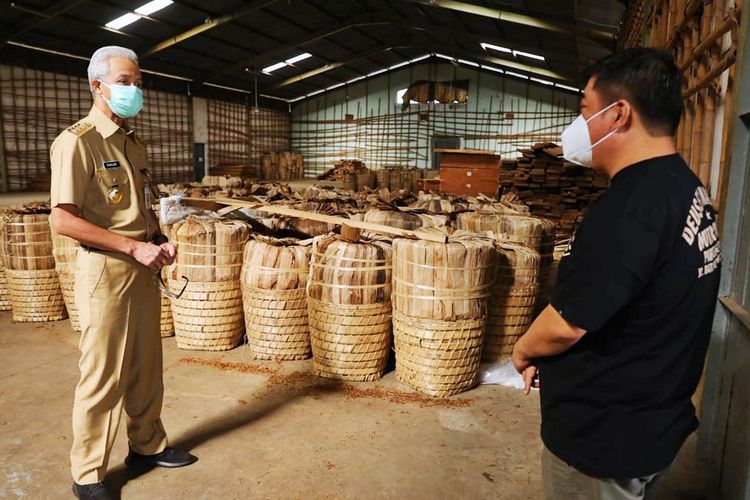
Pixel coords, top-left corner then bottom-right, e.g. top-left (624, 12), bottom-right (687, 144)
top-left (512, 49), bottom-right (721, 499)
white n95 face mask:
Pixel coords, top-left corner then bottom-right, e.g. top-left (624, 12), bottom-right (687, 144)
top-left (561, 101), bottom-right (620, 167)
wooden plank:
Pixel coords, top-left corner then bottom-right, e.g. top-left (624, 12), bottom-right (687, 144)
top-left (433, 148), bottom-right (498, 155)
top-left (719, 296), bottom-right (750, 335)
top-left (200, 197), bottom-right (449, 243)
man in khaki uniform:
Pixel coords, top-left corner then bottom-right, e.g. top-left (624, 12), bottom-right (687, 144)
top-left (50, 46), bottom-right (195, 500)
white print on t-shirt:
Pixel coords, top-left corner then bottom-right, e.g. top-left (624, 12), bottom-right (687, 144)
top-left (681, 186), bottom-right (721, 278)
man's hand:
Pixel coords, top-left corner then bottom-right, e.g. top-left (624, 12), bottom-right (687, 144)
top-left (159, 242), bottom-right (177, 266)
top-left (521, 366), bottom-right (538, 395)
top-left (132, 241), bottom-right (170, 270)
top-left (512, 343), bottom-right (538, 395)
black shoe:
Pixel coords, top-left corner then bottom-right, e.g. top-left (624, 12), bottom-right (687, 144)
top-left (124, 446), bottom-right (197, 469)
top-left (72, 482), bottom-right (111, 500)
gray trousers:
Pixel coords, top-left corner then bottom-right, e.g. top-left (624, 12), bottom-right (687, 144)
top-left (542, 447), bottom-right (667, 500)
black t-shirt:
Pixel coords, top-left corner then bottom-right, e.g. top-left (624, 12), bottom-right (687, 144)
top-left (541, 154), bottom-right (721, 479)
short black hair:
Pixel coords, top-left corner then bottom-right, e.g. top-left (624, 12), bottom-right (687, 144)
top-left (583, 48), bottom-right (683, 136)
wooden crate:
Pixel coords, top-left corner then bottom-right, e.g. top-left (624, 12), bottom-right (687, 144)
top-left (437, 149), bottom-right (500, 196)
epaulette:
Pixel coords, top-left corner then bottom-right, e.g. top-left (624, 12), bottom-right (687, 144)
top-left (66, 121), bottom-right (94, 137)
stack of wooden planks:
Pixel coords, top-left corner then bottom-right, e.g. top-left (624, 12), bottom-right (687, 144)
top-left (261, 151), bottom-right (304, 181)
top-left (499, 143), bottom-right (609, 239)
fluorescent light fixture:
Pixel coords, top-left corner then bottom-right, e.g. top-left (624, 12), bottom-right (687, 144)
top-left (481, 64), bottom-right (504, 74)
top-left (434, 53), bottom-right (455, 61)
top-left (105, 13), bottom-right (141, 30)
top-left (262, 61), bottom-right (288, 73)
top-left (513, 49), bottom-right (545, 61)
top-left (135, 0), bottom-right (173, 15)
top-left (505, 71), bottom-right (529, 80)
top-left (285, 52), bottom-right (312, 65)
top-left (457, 58), bottom-right (480, 67)
top-left (530, 77), bottom-right (553, 86)
top-left (555, 83), bottom-right (581, 93)
top-left (481, 42), bottom-right (512, 54)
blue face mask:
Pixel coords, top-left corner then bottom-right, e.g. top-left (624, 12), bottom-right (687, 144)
top-left (98, 81), bottom-right (143, 118)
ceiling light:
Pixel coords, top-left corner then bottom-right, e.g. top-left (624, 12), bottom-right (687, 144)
top-left (457, 58), bottom-right (480, 67)
top-left (505, 71), bottom-right (529, 80)
top-left (481, 64), bottom-right (504, 74)
top-left (262, 61), bottom-right (288, 73)
top-left (530, 77), bottom-right (553, 86)
top-left (513, 50), bottom-right (545, 61)
top-left (481, 42), bottom-right (512, 54)
top-left (285, 53), bottom-right (312, 65)
top-left (555, 83), bottom-right (581, 93)
top-left (105, 13), bottom-right (141, 30)
top-left (135, 0), bottom-right (173, 16)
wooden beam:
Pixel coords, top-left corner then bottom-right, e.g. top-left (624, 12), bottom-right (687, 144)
top-left (2, 0), bottom-right (90, 44)
top-left (196, 197), bottom-right (450, 243)
top-left (141, 0), bottom-right (278, 58)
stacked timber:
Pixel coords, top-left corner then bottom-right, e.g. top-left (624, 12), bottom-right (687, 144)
top-left (241, 236), bottom-right (312, 360)
top-left (499, 143), bottom-right (608, 239)
top-left (51, 231), bottom-right (81, 332)
top-left (1, 205), bottom-right (66, 322)
top-left (168, 217), bottom-right (250, 350)
top-left (307, 234), bottom-right (393, 381)
top-left (392, 230), bottom-right (496, 396)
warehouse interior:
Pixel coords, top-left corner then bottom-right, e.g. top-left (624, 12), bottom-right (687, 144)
top-left (1, 0), bottom-right (749, 498)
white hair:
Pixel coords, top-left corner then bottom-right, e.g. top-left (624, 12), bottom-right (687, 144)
top-left (87, 46), bottom-right (139, 94)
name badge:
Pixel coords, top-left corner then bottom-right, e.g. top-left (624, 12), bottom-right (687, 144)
top-left (103, 160), bottom-right (120, 169)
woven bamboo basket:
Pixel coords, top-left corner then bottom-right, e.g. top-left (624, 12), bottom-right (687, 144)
top-left (307, 234), bottom-right (392, 381)
top-left (52, 231), bottom-right (81, 332)
top-left (456, 212), bottom-right (555, 313)
top-left (169, 217), bottom-right (250, 350)
top-left (0, 219), bottom-right (11, 311)
top-left (363, 209), bottom-right (449, 231)
top-left (1, 209), bottom-right (66, 322)
top-left (241, 236), bottom-right (312, 360)
top-left (483, 242), bottom-right (540, 360)
top-left (392, 231), bottom-right (495, 396)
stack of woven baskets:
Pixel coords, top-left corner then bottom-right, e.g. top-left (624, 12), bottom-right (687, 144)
top-left (168, 216), bottom-right (250, 350)
top-left (0, 218), bottom-right (11, 312)
top-left (241, 236), bottom-right (312, 360)
top-left (307, 233), bottom-right (393, 381)
top-left (392, 230), bottom-right (496, 396)
top-left (1, 206), bottom-right (67, 322)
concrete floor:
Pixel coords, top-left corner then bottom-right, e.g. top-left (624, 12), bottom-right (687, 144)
top-left (0, 311), bottom-right (710, 499)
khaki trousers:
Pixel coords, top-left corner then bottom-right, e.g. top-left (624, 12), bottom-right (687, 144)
top-left (543, 447), bottom-right (666, 500)
top-left (71, 249), bottom-right (167, 484)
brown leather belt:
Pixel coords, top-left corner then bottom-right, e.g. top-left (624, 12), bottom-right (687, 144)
top-left (80, 244), bottom-right (107, 253)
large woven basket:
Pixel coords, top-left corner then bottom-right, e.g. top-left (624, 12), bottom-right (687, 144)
top-left (170, 280), bottom-right (244, 350)
top-left (241, 237), bottom-right (311, 360)
top-left (168, 217), bottom-right (250, 350)
top-left (307, 234), bottom-right (392, 381)
top-left (484, 242), bottom-right (540, 360)
top-left (52, 232), bottom-right (81, 332)
top-left (363, 208), bottom-right (449, 230)
top-left (0, 219), bottom-right (11, 310)
top-left (6, 269), bottom-right (67, 322)
top-left (392, 231), bottom-right (495, 397)
top-left (2, 210), bottom-right (67, 322)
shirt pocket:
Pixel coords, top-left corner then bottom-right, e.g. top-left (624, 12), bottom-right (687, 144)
top-left (95, 165), bottom-right (130, 206)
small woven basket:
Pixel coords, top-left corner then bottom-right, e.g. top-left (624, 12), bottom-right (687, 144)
top-left (0, 261), bottom-right (11, 311)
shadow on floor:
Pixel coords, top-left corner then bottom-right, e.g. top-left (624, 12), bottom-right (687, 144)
top-left (105, 376), bottom-right (343, 499)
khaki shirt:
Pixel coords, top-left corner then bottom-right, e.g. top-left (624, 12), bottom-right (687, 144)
top-left (50, 105), bottom-right (158, 242)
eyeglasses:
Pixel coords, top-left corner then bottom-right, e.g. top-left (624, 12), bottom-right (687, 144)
top-left (153, 272), bottom-right (189, 300)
